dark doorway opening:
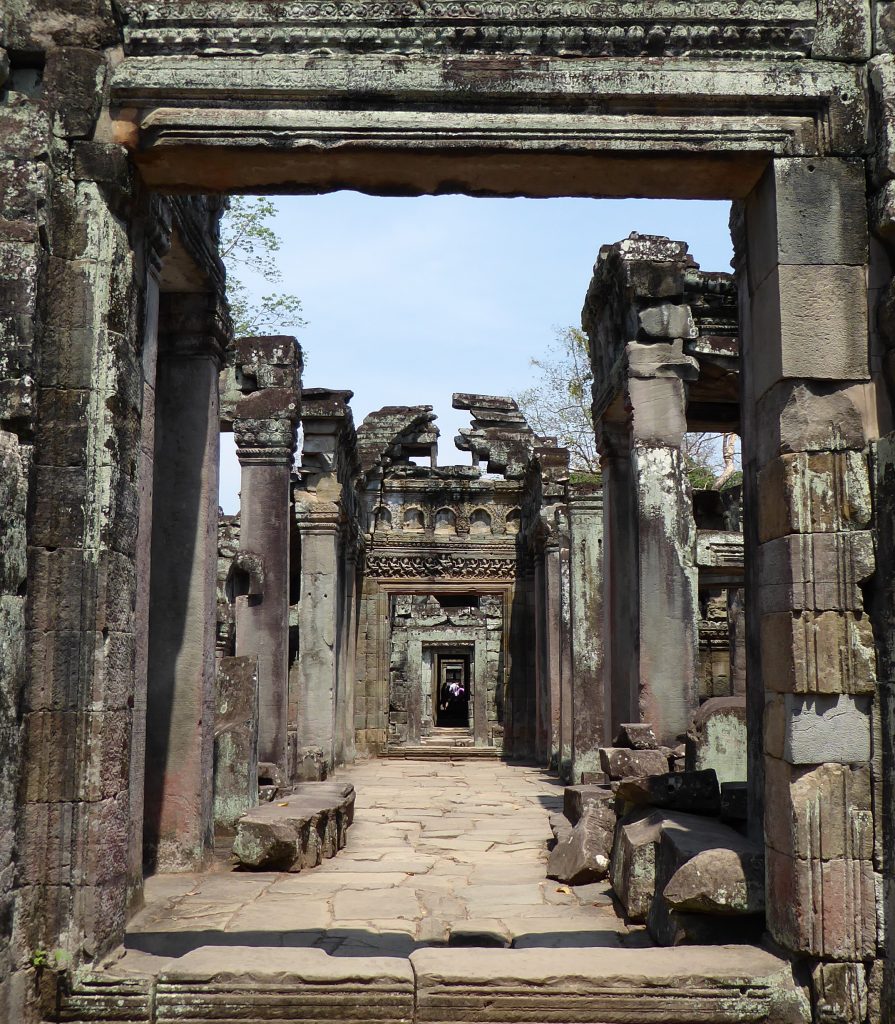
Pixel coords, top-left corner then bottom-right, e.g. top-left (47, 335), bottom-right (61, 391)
top-left (436, 653), bottom-right (471, 728)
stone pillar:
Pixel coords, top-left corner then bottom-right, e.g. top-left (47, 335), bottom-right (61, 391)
top-left (232, 342), bottom-right (300, 774)
top-left (568, 491), bottom-right (606, 783)
top-left (533, 552), bottom-right (550, 764)
top-left (144, 292), bottom-right (227, 872)
top-left (128, 212), bottom-right (166, 907)
top-left (555, 508), bottom-right (574, 780)
top-left (544, 538), bottom-right (563, 767)
top-left (628, 370), bottom-right (698, 746)
top-left (336, 543), bottom-right (360, 764)
top-left (600, 423), bottom-right (640, 735)
top-left (296, 503), bottom-right (341, 773)
top-left (740, 159), bottom-right (878, 986)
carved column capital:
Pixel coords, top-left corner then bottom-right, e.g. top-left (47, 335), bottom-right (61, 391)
top-left (295, 500), bottom-right (342, 534)
top-left (234, 389), bottom-right (300, 465)
top-left (158, 292), bottom-right (230, 367)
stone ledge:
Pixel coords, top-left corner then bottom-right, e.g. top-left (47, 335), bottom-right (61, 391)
top-left (410, 946), bottom-right (810, 1023)
top-left (54, 944), bottom-right (810, 1024)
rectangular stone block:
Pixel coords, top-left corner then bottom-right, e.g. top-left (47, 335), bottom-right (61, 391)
top-left (761, 610), bottom-right (876, 696)
top-left (758, 532), bottom-right (874, 613)
top-left (758, 451), bottom-right (871, 542)
top-left (599, 747), bottom-right (669, 780)
top-left (814, 0), bottom-right (871, 59)
top-left (747, 158), bottom-right (868, 289)
top-left (766, 847), bottom-right (876, 959)
top-left (750, 264), bottom-right (869, 400)
top-left (764, 756), bottom-right (873, 861)
top-left (778, 693), bottom-right (872, 765)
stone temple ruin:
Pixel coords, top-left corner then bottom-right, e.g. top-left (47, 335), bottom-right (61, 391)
top-left (2, 1), bottom-right (895, 1022)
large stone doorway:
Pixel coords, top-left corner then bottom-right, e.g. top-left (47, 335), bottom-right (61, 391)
top-left (3, 2), bottom-right (892, 1021)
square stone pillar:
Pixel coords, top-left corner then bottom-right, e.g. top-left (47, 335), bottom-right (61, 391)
top-left (144, 292), bottom-right (227, 872)
top-left (568, 491), bottom-right (606, 782)
top-left (233, 386), bottom-right (300, 774)
top-left (555, 507), bottom-right (574, 780)
top-left (739, 158), bottom-right (878, 979)
top-left (295, 504), bottom-right (342, 773)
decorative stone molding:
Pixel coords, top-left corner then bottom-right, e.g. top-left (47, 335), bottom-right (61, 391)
top-left (118, 0), bottom-right (817, 59)
top-left (366, 552), bottom-right (517, 580)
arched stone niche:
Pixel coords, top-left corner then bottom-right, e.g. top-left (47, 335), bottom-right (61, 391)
top-left (470, 508), bottom-right (493, 535)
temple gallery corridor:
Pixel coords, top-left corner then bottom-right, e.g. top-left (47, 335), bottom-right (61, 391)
top-left (121, 760), bottom-right (635, 965)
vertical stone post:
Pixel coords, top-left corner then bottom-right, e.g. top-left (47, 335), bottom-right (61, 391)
top-left (295, 502), bottom-right (341, 773)
top-left (544, 537), bottom-right (563, 767)
top-left (294, 389), bottom-right (356, 777)
top-left (555, 506), bottom-right (574, 779)
top-left (336, 541), bottom-right (360, 764)
top-left (232, 337), bottom-right (301, 774)
top-left (600, 422), bottom-right (640, 734)
top-left (144, 292), bottom-right (227, 872)
top-left (568, 490), bottom-right (606, 782)
top-left (628, 369), bottom-right (698, 746)
top-left (128, 206), bottom-right (168, 906)
top-left (740, 159), bottom-right (878, 994)
top-left (532, 550), bottom-right (549, 763)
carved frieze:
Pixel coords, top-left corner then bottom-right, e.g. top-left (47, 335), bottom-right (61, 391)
top-left (119, 0), bottom-right (816, 59)
top-left (366, 552), bottom-right (517, 579)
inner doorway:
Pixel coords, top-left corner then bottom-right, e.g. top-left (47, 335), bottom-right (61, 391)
top-left (436, 653), bottom-right (471, 728)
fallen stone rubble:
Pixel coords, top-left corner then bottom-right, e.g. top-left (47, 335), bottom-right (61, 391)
top-left (232, 781), bottom-right (355, 871)
top-left (548, 720), bottom-right (761, 946)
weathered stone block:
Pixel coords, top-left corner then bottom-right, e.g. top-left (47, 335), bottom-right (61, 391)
top-left (214, 656), bottom-right (259, 831)
top-left (546, 805), bottom-right (615, 885)
top-left (761, 610), bottom-right (876, 695)
top-left (616, 769), bottom-right (721, 816)
top-left (600, 747), bottom-right (669, 780)
top-left (776, 693), bottom-right (872, 765)
top-left (755, 381), bottom-right (867, 465)
top-left (637, 304), bottom-right (696, 340)
top-left (563, 784), bottom-right (614, 825)
top-left (814, 0), bottom-right (871, 59)
top-left (747, 158), bottom-right (869, 288)
top-left (758, 532), bottom-right (874, 613)
top-left (764, 757), bottom-right (873, 861)
top-left (751, 264), bottom-right (868, 399)
top-left (43, 48), bottom-right (106, 138)
top-left (758, 451), bottom-right (871, 542)
top-left (810, 962), bottom-right (868, 1024)
top-left (628, 377), bottom-right (687, 446)
top-left (609, 808), bottom-right (665, 922)
top-left (614, 723), bottom-right (658, 749)
top-left (685, 697), bottom-right (746, 784)
top-left (766, 847), bottom-right (877, 959)
top-left (232, 782), bottom-right (354, 870)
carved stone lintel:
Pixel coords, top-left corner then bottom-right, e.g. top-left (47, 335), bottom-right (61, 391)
top-left (366, 552), bottom-right (517, 580)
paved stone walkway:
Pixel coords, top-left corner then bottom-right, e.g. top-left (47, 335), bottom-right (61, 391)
top-left (124, 759), bottom-right (639, 964)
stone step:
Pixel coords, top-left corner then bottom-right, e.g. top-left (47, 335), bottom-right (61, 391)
top-left (383, 745), bottom-right (500, 759)
top-left (53, 945), bottom-right (809, 1023)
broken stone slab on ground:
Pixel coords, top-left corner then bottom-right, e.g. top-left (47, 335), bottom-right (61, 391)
top-left (232, 781), bottom-right (355, 871)
top-left (609, 807), bottom-right (667, 922)
top-left (616, 768), bottom-right (721, 815)
top-left (648, 814), bottom-right (765, 946)
top-left (547, 804), bottom-right (615, 885)
top-left (599, 747), bottom-right (670, 780)
top-left (614, 723), bottom-right (659, 749)
top-left (563, 784), bottom-right (615, 825)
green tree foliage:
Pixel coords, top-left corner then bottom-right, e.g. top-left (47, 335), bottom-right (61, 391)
top-left (220, 197), bottom-right (306, 338)
top-left (516, 326), bottom-right (600, 476)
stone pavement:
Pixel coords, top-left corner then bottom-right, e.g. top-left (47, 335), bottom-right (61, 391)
top-left (123, 759), bottom-right (640, 965)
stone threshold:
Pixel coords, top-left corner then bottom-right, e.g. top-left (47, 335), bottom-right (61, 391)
top-left (383, 746), bottom-right (501, 759)
top-left (51, 944), bottom-right (809, 1023)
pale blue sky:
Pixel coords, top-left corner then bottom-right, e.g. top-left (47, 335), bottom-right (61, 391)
top-left (220, 194), bottom-right (733, 513)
